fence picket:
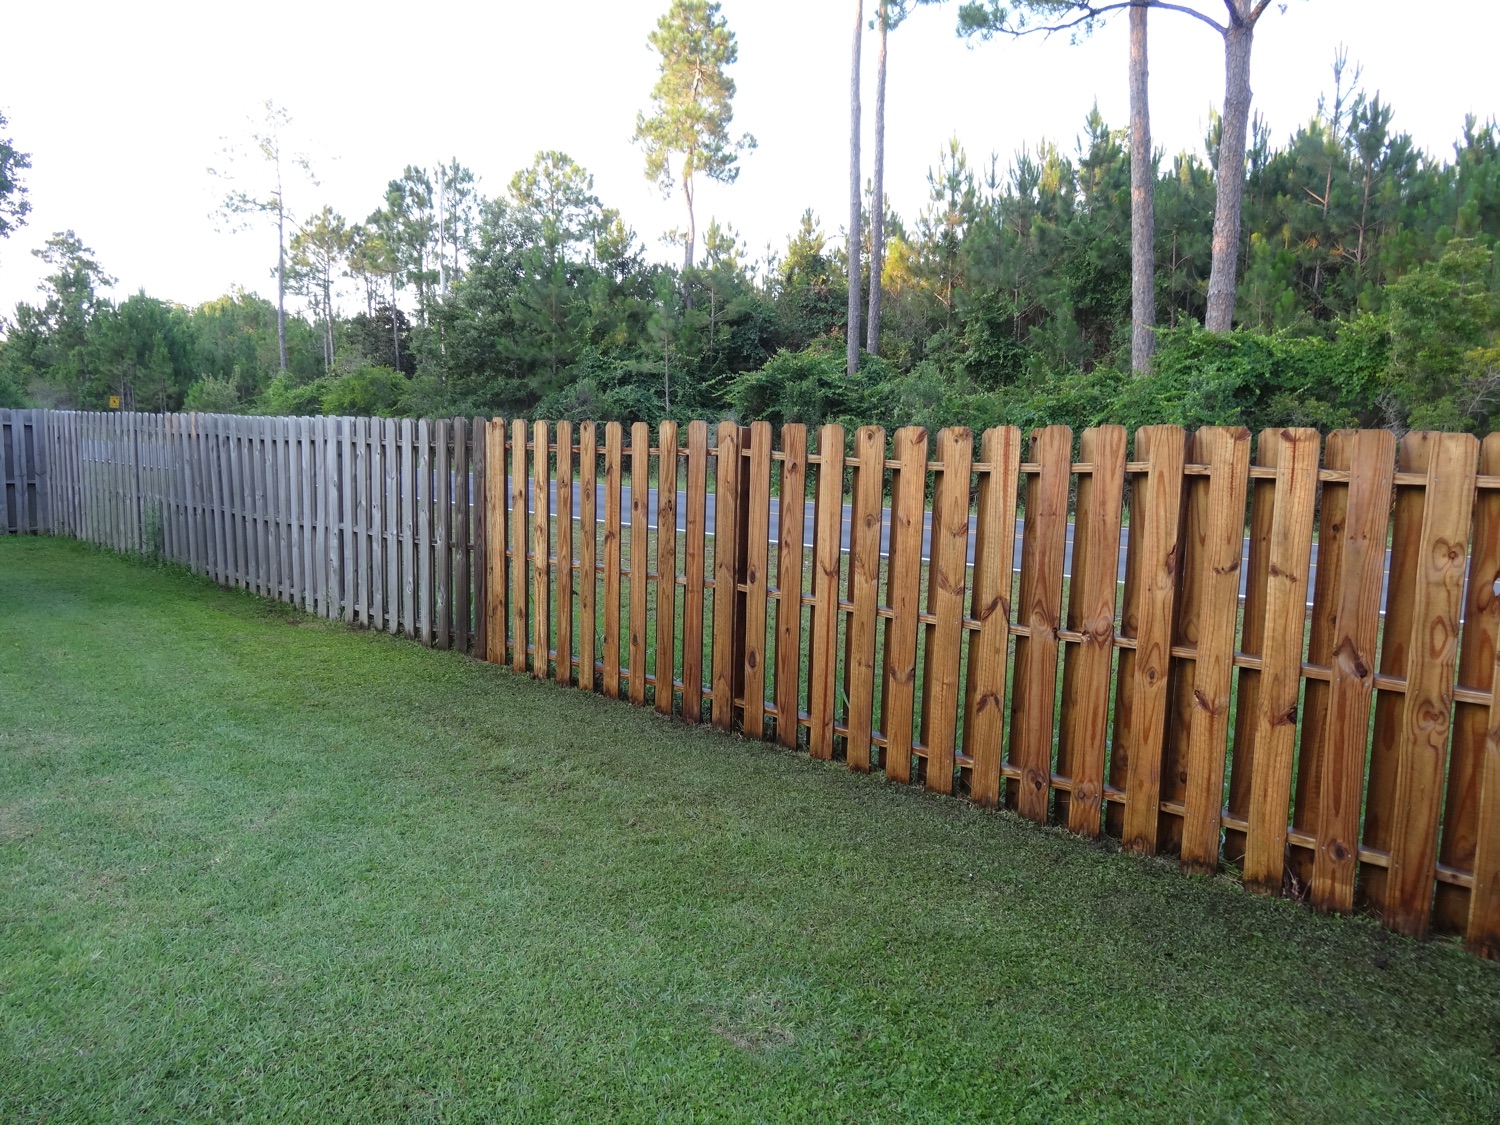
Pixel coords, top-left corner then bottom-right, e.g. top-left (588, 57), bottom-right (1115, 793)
top-left (629, 421), bottom-right (650, 704)
top-left (511, 418), bottom-right (530, 675)
top-left (809, 424), bottom-right (845, 760)
top-left (919, 427), bottom-right (973, 794)
top-left (533, 419), bottom-right (551, 679)
top-left (742, 421), bottom-right (774, 739)
top-left (602, 422), bottom-right (623, 696)
top-left (711, 422), bottom-right (742, 732)
top-left (1173, 427), bottom-right (1252, 872)
top-left (774, 424), bottom-right (808, 749)
top-left (1009, 425), bottom-right (1071, 820)
top-left (471, 416), bottom-right (488, 657)
top-left (844, 425), bottom-right (884, 769)
top-left (1242, 428), bottom-right (1320, 894)
top-left (1383, 432), bottom-right (1478, 936)
top-left (1444, 435), bottom-right (1500, 939)
top-left (963, 426), bottom-right (1020, 803)
top-left (484, 419), bottom-right (507, 664)
top-left (454, 417), bottom-right (470, 653)
top-left (1118, 425), bottom-right (1186, 853)
top-left (578, 421), bottom-right (597, 690)
top-left (1054, 425), bottom-right (1125, 834)
top-left (1297, 430), bottom-right (1394, 911)
top-left (682, 421), bottom-right (708, 722)
top-left (435, 419), bottom-right (452, 649)
top-left (655, 421), bottom-right (678, 713)
top-left (555, 421), bottom-right (573, 686)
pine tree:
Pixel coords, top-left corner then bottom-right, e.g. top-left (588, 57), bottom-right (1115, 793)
top-left (634, 0), bottom-right (756, 273)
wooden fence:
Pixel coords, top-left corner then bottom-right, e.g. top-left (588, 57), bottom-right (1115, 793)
top-left (14, 409), bottom-right (1500, 958)
top-left (2, 409), bottom-right (49, 534)
top-left (21, 409), bottom-right (487, 650)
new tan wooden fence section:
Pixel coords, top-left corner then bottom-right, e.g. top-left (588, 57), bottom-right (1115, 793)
top-left (12, 407), bottom-right (1500, 959)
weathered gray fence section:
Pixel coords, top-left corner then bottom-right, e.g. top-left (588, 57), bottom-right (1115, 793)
top-left (2, 408), bottom-right (50, 534)
top-left (22, 410), bottom-right (486, 652)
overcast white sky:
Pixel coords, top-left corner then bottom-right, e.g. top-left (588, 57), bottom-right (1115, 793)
top-left (2, 0), bottom-right (1496, 319)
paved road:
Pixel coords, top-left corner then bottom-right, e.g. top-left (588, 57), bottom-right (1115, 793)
top-left (513, 480), bottom-right (1385, 606)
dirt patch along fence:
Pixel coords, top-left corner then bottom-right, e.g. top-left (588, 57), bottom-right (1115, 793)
top-left (16, 407), bottom-right (1500, 958)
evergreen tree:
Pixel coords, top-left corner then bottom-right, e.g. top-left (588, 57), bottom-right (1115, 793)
top-left (634, 0), bottom-right (756, 272)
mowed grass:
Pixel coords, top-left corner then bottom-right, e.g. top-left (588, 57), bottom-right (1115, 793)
top-left (2, 538), bottom-right (1498, 1123)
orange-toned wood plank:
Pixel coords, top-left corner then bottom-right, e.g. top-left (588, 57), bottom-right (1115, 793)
top-left (484, 419), bottom-right (507, 665)
top-left (1383, 431), bottom-right (1478, 937)
top-left (711, 422), bottom-right (742, 732)
top-left (655, 421), bottom-right (679, 715)
top-left (1177, 427), bottom-right (1252, 873)
top-left (774, 424), bottom-right (808, 749)
top-left (919, 427), bottom-right (973, 795)
top-left (1120, 425), bottom-right (1186, 853)
top-left (532, 420), bottom-right (551, 680)
top-left (1225, 431), bottom-right (1279, 863)
top-left (1363, 433), bottom-right (1430, 911)
top-left (577, 422), bottom-right (598, 692)
top-left (843, 425), bottom-right (885, 770)
top-left (964, 426), bottom-right (1021, 805)
top-left (742, 421), bottom-right (773, 738)
top-left (1243, 428), bottom-right (1320, 893)
top-left (1054, 425), bottom-right (1125, 835)
top-left (1464, 434), bottom-right (1500, 955)
top-left (682, 421), bottom-right (709, 723)
top-left (1297, 430), bottom-right (1393, 912)
top-left (629, 421), bottom-right (650, 705)
top-left (470, 416), bottom-right (487, 657)
top-left (509, 418), bottom-right (528, 674)
top-left (882, 427), bottom-right (928, 784)
top-left (602, 422), bottom-right (623, 699)
top-left (1438, 434), bottom-right (1500, 930)
top-left (809, 424), bottom-right (846, 760)
top-left (554, 421), bottom-right (573, 686)
top-left (1007, 425), bottom-right (1071, 821)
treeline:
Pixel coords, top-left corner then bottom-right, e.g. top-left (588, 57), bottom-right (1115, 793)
top-left (5, 91), bottom-right (1500, 436)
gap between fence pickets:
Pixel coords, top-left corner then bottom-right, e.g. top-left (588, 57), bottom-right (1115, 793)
top-left (18, 409), bottom-right (1500, 958)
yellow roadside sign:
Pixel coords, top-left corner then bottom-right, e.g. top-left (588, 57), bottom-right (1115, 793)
top-left (108, 395), bottom-right (121, 409)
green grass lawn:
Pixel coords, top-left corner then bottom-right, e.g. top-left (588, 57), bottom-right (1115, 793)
top-left (2, 536), bottom-right (1498, 1123)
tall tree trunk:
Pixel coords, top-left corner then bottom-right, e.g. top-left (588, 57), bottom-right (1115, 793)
top-left (1205, 11), bottom-right (1255, 332)
top-left (681, 176), bottom-right (696, 311)
top-left (391, 272), bottom-right (400, 372)
top-left (322, 270), bottom-right (335, 370)
top-left (276, 207), bottom-right (288, 372)
top-left (847, 0), bottom-right (863, 378)
top-left (1129, 0), bottom-right (1155, 374)
top-left (866, 1), bottom-right (887, 356)
top-left (682, 176), bottom-right (696, 272)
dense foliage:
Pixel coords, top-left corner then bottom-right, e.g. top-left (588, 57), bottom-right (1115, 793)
top-left (6, 82), bottom-right (1500, 435)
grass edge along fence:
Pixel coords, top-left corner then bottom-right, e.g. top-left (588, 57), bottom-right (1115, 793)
top-left (8, 405), bottom-right (1500, 960)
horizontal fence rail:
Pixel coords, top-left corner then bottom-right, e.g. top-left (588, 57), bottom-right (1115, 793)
top-left (12, 407), bottom-right (1500, 959)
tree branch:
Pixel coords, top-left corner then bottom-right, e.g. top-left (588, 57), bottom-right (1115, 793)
top-left (967, 1), bottom-right (1224, 39)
